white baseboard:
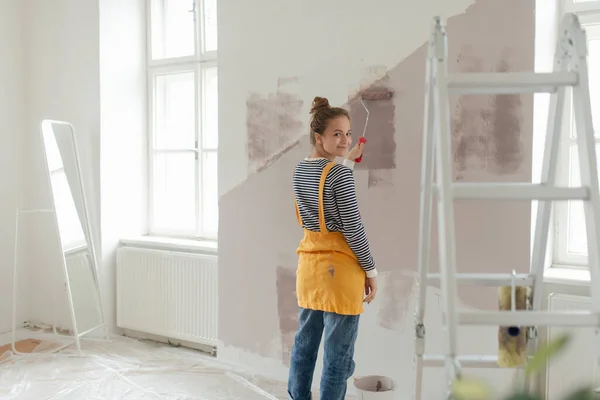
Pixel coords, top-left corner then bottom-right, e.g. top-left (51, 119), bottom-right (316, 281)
top-left (122, 328), bottom-right (216, 356)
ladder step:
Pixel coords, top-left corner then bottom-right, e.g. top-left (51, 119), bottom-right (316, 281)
top-left (459, 311), bottom-right (600, 327)
top-left (446, 72), bottom-right (578, 94)
top-left (427, 273), bottom-right (534, 286)
top-left (448, 183), bottom-right (589, 201)
top-left (422, 354), bottom-right (502, 368)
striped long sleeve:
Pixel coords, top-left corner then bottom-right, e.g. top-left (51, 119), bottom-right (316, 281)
top-left (329, 165), bottom-right (377, 277)
top-left (293, 158), bottom-right (377, 277)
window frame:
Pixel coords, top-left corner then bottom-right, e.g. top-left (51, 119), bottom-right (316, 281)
top-left (145, 0), bottom-right (218, 240)
top-left (552, 0), bottom-right (600, 268)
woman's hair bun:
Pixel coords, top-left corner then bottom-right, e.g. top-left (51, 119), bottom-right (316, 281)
top-left (310, 96), bottom-right (330, 115)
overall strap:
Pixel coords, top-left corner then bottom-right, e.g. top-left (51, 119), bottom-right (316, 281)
top-left (318, 162), bottom-right (336, 233)
top-left (294, 199), bottom-right (303, 226)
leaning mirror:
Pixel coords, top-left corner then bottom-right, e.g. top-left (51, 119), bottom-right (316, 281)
top-left (40, 120), bottom-right (108, 351)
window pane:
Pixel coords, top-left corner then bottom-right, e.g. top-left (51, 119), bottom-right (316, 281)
top-left (569, 34), bottom-right (600, 138)
top-left (566, 143), bottom-right (600, 255)
top-left (152, 152), bottom-right (196, 232)
top-left (51, 170), bottom-right (85, 250)
top-left (154, 72), bottom-right (196, 149)
top-left (151, 0), bottom-right (195, 59)
top-left (203, 0), bottom-right (218, 52)
top-left (201, 151), bottom-right (218, 236)
top-left (202, 67), bottom-right (218, 149)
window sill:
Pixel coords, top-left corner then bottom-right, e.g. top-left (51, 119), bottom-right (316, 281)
top-left (543, 265), bottom-right (590, 286)
top-left (119, 235), bottom-right (218, 256)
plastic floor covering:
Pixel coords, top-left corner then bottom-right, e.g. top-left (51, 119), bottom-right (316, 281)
top-left (0, 329), bottom-right (292, 399)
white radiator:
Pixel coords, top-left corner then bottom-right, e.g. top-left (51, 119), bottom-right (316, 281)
top-left (546, 293), bottom-right (599, 399)
top-left (116, 246), bottom-right (219, 347)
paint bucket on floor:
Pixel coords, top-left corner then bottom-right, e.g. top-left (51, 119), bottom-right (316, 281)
top-left (354, 375), bottom-right (396, 399)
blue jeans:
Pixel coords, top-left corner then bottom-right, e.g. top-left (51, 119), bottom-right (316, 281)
top-left (287, 308), bottom-right (360, 400)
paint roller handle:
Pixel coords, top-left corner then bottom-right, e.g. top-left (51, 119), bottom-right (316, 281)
top-left (355, 137), bottom-right (367, 163)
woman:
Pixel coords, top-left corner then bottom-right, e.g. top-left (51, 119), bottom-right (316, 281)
top-left (288, 96), bottom-right (378, 400)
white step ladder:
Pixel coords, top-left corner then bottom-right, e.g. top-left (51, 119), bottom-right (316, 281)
top-left (413, 14), bottom-right (600, 398)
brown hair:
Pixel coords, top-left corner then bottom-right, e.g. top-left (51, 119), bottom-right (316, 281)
top-left (309, 96), bottom-right (350, 146)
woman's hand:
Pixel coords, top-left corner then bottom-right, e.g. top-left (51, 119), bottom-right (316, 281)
top-left (346, 141), bottom-right (365, 161)
top-left (364, 277), bottom-right (377, 304)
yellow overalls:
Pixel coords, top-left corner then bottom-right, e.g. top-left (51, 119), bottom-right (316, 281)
top-left (294, 161), bottom-right (366, 316)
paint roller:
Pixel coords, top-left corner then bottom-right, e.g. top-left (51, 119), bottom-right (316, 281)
top-left (497, 279), bottom-right (532, 368)
top-left (355, 88), bottom-right (394, 163)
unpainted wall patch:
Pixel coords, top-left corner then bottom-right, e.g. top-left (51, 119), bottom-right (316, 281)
top-left (247, 77), bottom-right (304, 173)
top-left (348, 65), bottom-right (390, 102)
top-left (451, 47), bottom-right (524, 179)
top-left (349, 86), bottom-right (396, 171)
top-left (367, 169), bottom-right (393, 188)
top-left (489, 60), bottom-right (523, 174)
top-left (276, 266), bottom-right (298, 366)
top-left (277, 76), bottom-right (300, 87)
top-left (377, 271), bottom-right (415, 332)
top-left (255, 139), bottom-right (300, 173)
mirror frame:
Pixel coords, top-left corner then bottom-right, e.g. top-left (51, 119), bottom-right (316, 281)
top-left (39, 119), bottom-right (108, 351)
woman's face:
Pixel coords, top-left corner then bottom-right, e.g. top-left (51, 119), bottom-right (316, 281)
top-left (315, 116), bottom-right (352, 158)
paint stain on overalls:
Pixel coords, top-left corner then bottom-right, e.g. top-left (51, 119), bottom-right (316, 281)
top-left (294, 162), bottom-right (366, 316)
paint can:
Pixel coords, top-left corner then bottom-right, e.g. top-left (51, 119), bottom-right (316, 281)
top-left (354, 375), bottom-right (396, 399)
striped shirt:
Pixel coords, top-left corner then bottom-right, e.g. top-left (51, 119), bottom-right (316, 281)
top-left (293, 157), bottom-right (377, 278)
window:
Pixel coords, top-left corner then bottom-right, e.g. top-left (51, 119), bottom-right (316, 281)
top-left (553, 0), bottom-right (600, 267)
top-left (42, 124), bottom-right (86, 251)
top-left (147, 0), bottom-right (218, 240)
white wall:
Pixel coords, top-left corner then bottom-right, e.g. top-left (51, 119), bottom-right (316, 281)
top-left (1, 0), bottom-right (592, 396)
top-left (0, 0), bottom-right (26, 333)
top-left (16, 0), bottom-right (146, 331)
top-left (99, 0), bottom-right (147, 331)
top-left (218, 0), bottom-right (478, 196)
top-left (21, 0), bottom-right (102, 328)
top-left (217, 0), bottom-right (535, 397)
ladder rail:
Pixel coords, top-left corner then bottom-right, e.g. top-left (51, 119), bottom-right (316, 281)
top-left (446, 71), bottom-right (578, 94)
top-left (459, 310), bottom-right (600, 326)
top-left (569, 14), bottom-right (600, 366)
top-left (423, 354), bottom-right (530, 369)
top-left (524, 22), bottom-right (572, 393)
top-left (426, 273), bottom-right (534, 286)
top-left (413, 13), bottom-right (600, 400)
top-left (448, 183), bottom-right (589, 200)
top-left (529, 17), bottom-right (571, 319)
top-left (413, 27), bottom-right (438, 400)
top-left (432, 20), bottom-right (462, 384)
top-left (571, 21), bottom-right (600, 310)
top-left (415, 34), bottom-right (437, 330)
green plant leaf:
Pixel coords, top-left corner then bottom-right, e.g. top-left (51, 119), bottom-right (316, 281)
top-left (450, 379), bottom-right (491, 400)
top-left (504, 394), bottom-right (540, 400)
top-left (525, 333), bottom-right (571, 377)
top-left (563, 387), bottom-right (595, 400)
